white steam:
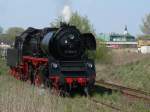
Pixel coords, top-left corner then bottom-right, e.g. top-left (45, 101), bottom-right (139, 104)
top-left (62, 5), bottom-right (72, 23)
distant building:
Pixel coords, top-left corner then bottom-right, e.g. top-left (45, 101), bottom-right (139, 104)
top-left (137, 35), bottom-right (150, 48)
top-left (109, 33), bottom-right (135, 42)
top-left (97, 26), bottom-right (136, 48)
top-left (98, 26), bottom-right (135, 42)
top-left (123, 25), bottom-right (128, 35)
top-left (137, 35), bottom-right (150, 54)
top-left (0, 42), bottom-right (11, 59)
top-left (0, 41), bottom-right (13, 46)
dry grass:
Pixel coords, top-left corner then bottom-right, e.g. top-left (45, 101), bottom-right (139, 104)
top-left (0, 74), bottom-right (149, 112)
top-left (0, 74), bottom-right (111, 112)
top-left (111, 49), bottom-right (149, 66)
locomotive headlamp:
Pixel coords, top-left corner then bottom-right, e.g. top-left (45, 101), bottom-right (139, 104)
top-left (87, 62), bottom-right (93, 68)
top-left (51, 63), bottom-right (58, 68)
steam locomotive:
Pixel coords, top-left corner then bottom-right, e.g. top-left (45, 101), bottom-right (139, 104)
top-left (7, 23), bottom-right (96, 95)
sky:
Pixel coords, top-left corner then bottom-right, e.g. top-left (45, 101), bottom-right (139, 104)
top-left (0, 0), bottom-right (150, 36)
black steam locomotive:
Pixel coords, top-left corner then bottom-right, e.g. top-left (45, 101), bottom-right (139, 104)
top-left (7, 23), bottom-right (96, 95)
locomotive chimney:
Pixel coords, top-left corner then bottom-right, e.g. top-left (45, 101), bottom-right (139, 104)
top-left (60, 22), bottom-right (69, 27)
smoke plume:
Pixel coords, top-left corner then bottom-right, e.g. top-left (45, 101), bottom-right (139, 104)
top-left (61, 5), bottom-right (72, 23)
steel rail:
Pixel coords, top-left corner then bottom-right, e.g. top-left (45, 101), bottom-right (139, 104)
top-left (96, 80), bottom-right (150, 101)
top-left (90, 98), bottom-right (121, 111)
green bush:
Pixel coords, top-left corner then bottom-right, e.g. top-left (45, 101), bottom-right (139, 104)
top-left (88, 44), bottom-right (112, 64)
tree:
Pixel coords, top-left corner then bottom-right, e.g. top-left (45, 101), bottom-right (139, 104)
top-left (141, 14), bottom-right (150, 34)
top-left (50, 12), bottom-right (95, 34)
top-left (0, 26), bottom-right (3, 34)
top-left (6, 27), bottom-right (24, 40)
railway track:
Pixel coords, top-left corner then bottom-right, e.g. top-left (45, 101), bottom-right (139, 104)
top-left (90, 98), bottom-right (121, 111)
top-left (96, 80), bottom-right (150, 102)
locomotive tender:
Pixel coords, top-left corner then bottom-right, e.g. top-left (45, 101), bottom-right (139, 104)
top-left (7, 23), bottom-right (96, 95)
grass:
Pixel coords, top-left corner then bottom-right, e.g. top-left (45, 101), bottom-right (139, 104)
top-left (0, 56), bottom-right (150, 112)
top-left (114, 58), bottom-right (150, 92)
top-left (96, 56), bottom-right (150, 92)
top-left (96, 49), bottom-right (150, 92)
top-left (0, 74), bottom-right (100, 112)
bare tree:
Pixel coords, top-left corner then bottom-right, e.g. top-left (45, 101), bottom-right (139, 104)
top-left (6, 27), bottom-right (24, 40)
top-left (141, 14), bottom-right (150, 34)
top-left (0, 26), bottom-right (3, 34)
